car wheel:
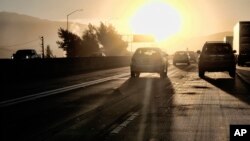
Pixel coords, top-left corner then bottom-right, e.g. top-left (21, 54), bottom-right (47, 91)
top-left (131, 71), bottom-right (136, 78)
top-left (238, 59), bottom-right (245, 66)
top-left (198, 70), bottom-right (205, 78)
top-left (160, 70), bottom-right (167, 78)
top-left (229, 69), bottom-right (236, 78)
top-left (135, 72), bottom-right (140, 78)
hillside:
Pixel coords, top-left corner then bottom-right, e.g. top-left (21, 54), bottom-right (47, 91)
top-left (0, 12), bottom-right (235, 58)
top-left (0, 12), bottom-right (87, 58)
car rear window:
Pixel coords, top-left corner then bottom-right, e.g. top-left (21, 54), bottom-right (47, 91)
top-left (16, 50), bottom-right (34, 55)
top-left (175, 52), bottom-right (187, 56)
top-left (135, 49), bottom-right (160, 57)
top-left (203, 44), bottom-right (232, 54)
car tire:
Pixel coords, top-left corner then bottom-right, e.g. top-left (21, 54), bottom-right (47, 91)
top-left (238, 62), bottom-right (242, 66)
top-left (135, 72), bottom-right (140, 78)
top-left (160, 73), bottom-right (166, 78)
top-left (198, 70), bottom-right (205, 78)
top-left (238, 59), bottom-right (245, 66)
top-left (160, 70), bottom-right (167, 78)
top-left (229, 69), bottom-right (236, 78)
top-left (131, 71), bottom-right (136, 78)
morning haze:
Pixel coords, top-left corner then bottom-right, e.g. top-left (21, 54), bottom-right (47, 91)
top-left (1, 0), bottom-right (250, 57)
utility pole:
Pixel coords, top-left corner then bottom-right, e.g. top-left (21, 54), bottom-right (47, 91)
top-left (41, 36), bottom-right (44, 58)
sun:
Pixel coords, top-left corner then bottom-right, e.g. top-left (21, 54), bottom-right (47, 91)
top-left (130, 1), bottom-right (181, 41)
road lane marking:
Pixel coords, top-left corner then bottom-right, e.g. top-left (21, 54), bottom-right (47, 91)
top-left (0, 73), bottom-right (130, 107)
top-left (0, 65), bottom-right (181, 107)
top-left (111, 112), bottom-right (139, 134)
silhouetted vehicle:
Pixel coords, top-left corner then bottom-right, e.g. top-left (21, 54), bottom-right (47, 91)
top-left (12, 49), bottom-right (40, 60)
top-left (89, 52), bottom-right (106, 57)
top-left (173, 51), bottom-right (190, 65)
top-left (188, 51), bottom-right (197, 63)
top-left (233, 21), bottom-right (250, 66)
top-left (130, 47), bottom-right (168, 78)
top-left (197, 41), bottom-right (236, 78)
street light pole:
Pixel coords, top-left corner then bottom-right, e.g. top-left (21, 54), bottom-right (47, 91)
top-left (66, 9), bottom-right (83, 32)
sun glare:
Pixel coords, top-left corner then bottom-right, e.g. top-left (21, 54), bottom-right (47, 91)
top-left (130, 1), bottom-right (181, 41)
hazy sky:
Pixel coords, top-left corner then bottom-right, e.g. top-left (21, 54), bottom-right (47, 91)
top-left (1, 0), bottom-right (250, 37)
top-left (1, 0), bottom-right (250, 56)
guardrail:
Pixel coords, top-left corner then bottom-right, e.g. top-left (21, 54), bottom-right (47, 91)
top-left (0, 56), bottom-right (131, 81)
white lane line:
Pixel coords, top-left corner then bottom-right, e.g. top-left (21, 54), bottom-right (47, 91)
top-left (0, 73), bottom-right (129, 107)
top-left (111, 112), bottom-right (139, 134)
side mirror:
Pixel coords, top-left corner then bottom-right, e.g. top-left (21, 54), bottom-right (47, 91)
top-left (197, 50), bottom-right (201, 54)
top-left (233, 50), bottom-right (236, 53)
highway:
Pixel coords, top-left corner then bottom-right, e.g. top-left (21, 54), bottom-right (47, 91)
top-left (1, 64), bottom-right (250, 141)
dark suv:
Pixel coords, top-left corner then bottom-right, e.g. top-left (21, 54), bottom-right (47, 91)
top-left (12, 49), bottom-right (40, 60)
top-left (198, 42), bottom-right (236, 78)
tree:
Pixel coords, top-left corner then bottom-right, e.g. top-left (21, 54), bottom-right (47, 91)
top-left (57, 23), bottom-right (129, 57)
top-left (57, 28), bottom-right (82, 57)
top-left (96, 22), bottom-right (128, 56)
top-left (80, 24), bottom-right (100, 56)
top-left (45, 45), bottom-right (54, 58)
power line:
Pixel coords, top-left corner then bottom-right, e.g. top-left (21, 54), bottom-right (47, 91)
top-left (0, 38), bottom-right (40, 48)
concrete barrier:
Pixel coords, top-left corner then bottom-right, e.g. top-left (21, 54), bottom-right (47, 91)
top-left (0, 56), bottom-right (131, 81)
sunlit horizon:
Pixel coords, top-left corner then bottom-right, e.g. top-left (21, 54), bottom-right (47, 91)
top-left (61, 0), bottom-right (184, 54)
top-left (129, 1), bottom-right (182, 42)
top-left (1, 0), bottom-right (250, 57)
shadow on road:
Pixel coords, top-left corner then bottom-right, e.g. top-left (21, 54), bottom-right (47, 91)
top-left (174, 64), bottom-right (197, 72)
top-left (1, 76), bottom-right (176, 141)
top-left (203, 75), bottom-right (250, 105)
top-left (106, 77), bottom-right (176, 141)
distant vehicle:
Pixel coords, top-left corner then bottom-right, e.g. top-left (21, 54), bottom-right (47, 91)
top-left (233, 21), bottom-right (250, 66)
top-left (130, 47), bottom-right (168, 78)
top-left (197, 41), bottom-right (236, 78)
top-left (173, 51), bottom-right (190, 65)
top-left (89, 52), bottom-right (106, 57)
top-left (12, 49), bottom-right (40, 60)
top-left (187, 51), bottom-right (197, 63)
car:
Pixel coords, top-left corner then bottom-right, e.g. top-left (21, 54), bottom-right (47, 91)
top-left (187, 51), bottom-right (197, 63)
top-left (12, 49), bottom-right (40, 60)
top-left (197, 41), bottom-right (236, 78)
top-left (173, 51), bottom-right (190, 65)
top-left (130, 47), bottom-right (168, 78)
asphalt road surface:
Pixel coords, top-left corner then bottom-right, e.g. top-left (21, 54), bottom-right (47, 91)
top-left (1, 64), bottom-right (250, 141)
